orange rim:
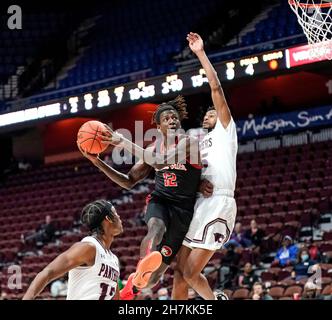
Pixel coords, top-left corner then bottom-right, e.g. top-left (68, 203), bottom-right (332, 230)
top-left (289, 0), bottom-right (332, 8)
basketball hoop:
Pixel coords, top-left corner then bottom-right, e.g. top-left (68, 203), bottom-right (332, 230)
top-left (288, 0), bottom-right (332, 60)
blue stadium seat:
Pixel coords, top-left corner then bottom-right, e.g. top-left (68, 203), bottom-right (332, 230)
top-left (33, 0), bottom-right (222, 93)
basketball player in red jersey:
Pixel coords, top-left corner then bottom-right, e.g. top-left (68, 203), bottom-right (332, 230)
top-left (98, 33), bottom-right (237, 301)
top-left (79, 96), bottom-right (208, 297)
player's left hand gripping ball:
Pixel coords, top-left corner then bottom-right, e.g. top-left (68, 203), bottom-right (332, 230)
top-left (99, 125), bottom-right (124, 147)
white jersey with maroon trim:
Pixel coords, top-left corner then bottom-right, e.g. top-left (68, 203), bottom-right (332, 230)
top-left (200, 117), bottom-right (237, 192)
top-left (66, 236), bottom-right (119, 300)
top-left (183, 118), bottom-right (238, 251)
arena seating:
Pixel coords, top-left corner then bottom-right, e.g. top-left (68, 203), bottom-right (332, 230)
top-left (0, 13), bottom-right (66, 78)
top-left (56, 1), bottom-right (306, 93)
top-left (0, 0), bottom-right (308, 110)
top-left (59, 0), bottom-right (307, 90)
top-left (239, 1), bottom-right (304, 49)
top-left (0, 11), bottom-right (76, 106)
top-left (0, 0), bottom-right (222, 109)
top-left (57, 0), bottom-right (221, 89)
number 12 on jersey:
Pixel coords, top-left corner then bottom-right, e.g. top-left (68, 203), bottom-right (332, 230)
top-left (163, 173), bottom-right (178, 187)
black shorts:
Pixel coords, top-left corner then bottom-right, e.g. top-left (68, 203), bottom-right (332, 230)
top-left (144, 195), bottom-right (194, 265)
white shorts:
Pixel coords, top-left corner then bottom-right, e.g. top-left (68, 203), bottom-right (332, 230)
top-left (183, 194), bottom-right (237, 251)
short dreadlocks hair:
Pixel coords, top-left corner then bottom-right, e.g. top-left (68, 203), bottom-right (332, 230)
top-left (151, 95), bottom-right (188, 124)
top-left (81, 199), bottom-right (115, 235)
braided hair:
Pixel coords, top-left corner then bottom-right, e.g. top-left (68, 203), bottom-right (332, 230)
top-left (81, 200), bottom-right (115, 235)
top-left (151, 95), bottom-right (188, 125)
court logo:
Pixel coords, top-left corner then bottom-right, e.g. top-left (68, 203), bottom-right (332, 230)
top-left (160, 245), bottom-right (172, 257)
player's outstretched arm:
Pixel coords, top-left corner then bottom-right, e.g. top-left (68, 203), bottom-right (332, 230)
top-left (187, 32), bottom-right (231, 129)
top-left (99, 130), bottom-right (201, 169)
top-left (94, 158), bottom-right (152, 190)
top-left (22, 242), bottom-right (96, 300)
top-left (78, 143), bottom-right (152, 190)
top-left (151, 135), bottom-right (201, 168)
top-left (122, 135), bottom-right (200, 169)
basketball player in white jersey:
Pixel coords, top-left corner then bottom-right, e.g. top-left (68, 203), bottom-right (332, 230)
top-left (23, 200), bottom-right (124, 300)
top-left (172, 32), bottom-right (238, 300)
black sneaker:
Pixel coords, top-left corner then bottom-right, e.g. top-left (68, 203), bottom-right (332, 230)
top-left (214, 289), bottom-right (229, 300)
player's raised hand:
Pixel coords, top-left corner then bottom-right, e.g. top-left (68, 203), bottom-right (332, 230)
top-left (187, 32), bottom-right (204, 54)
top-left (77, 142), bottom-right (100, 165)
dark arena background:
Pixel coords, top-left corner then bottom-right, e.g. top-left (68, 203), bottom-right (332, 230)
top-left (0, 0), bottom-right (332, 302)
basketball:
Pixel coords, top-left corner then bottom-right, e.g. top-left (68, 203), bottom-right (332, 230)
top-left (77, 120), bottom-right (109, 154)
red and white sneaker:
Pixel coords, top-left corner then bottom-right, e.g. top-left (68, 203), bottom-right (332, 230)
top-left (120, 273), bottom-right (140, 300)
top-left (132, 251), bottom-right (162, 289)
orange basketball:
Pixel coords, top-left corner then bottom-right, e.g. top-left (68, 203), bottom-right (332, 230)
top-left (77, 120), bottom-right (109, 154)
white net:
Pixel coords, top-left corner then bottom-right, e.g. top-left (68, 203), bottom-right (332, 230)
top-left (289, 0), bottom-right (332, 59)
